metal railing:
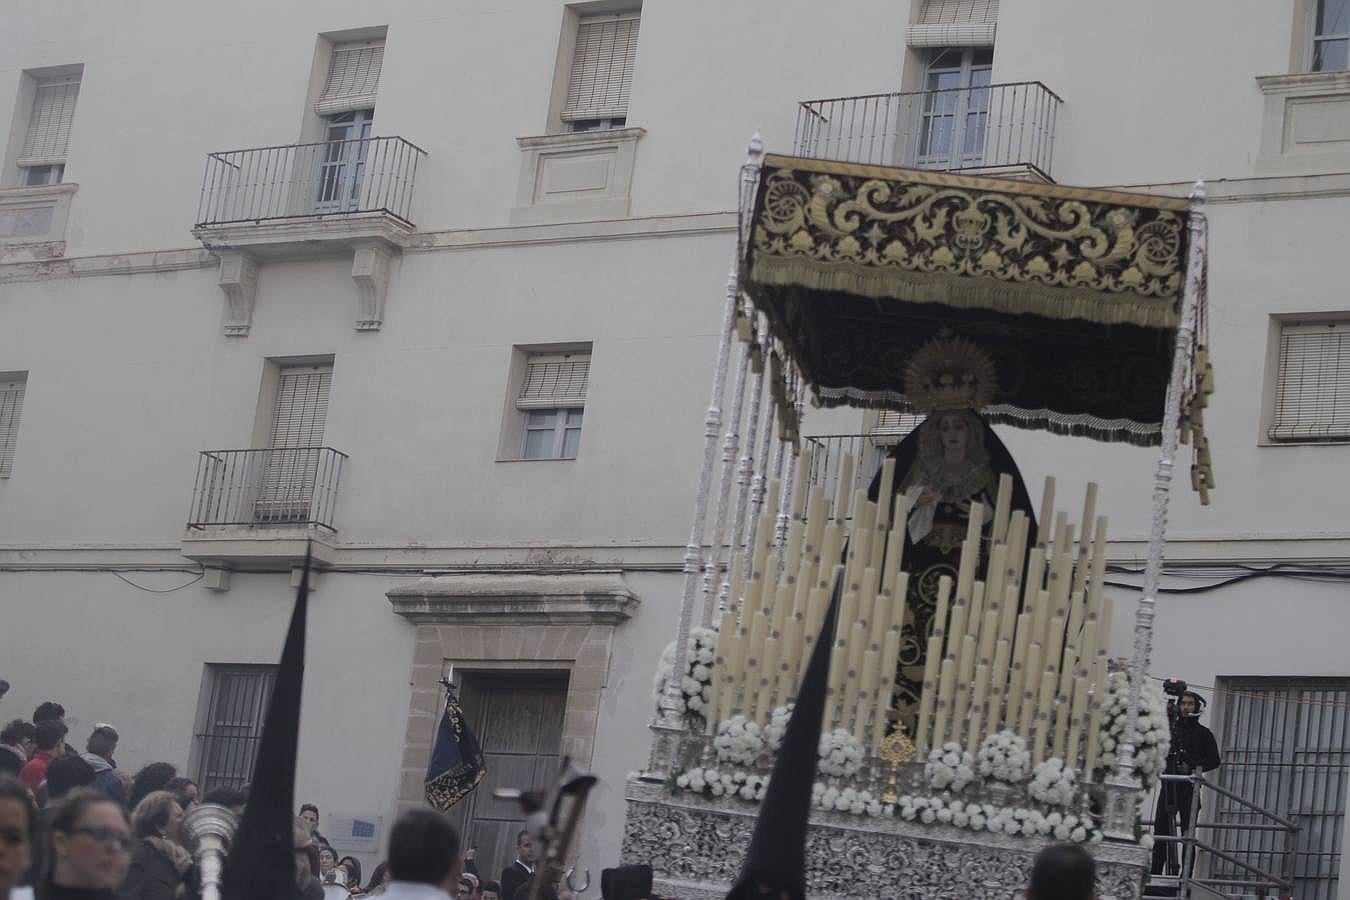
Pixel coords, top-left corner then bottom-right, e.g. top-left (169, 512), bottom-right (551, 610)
top-left (795, 81), bottom-right (1061, 178)
top-left (803, 425), bottom-right (920, 512)
top-left (195, 136), bottom-right (426, 227)
top-left (187, 447), bottom-right (347, 532)
top-left (1148, 770), bottom-right (1299, 900)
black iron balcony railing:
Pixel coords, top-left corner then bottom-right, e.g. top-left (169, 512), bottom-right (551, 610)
top-left (187, 447), bottom-right (347, 532)
top-left (795, 81), bottom-right (1062, 179)
top-left (195, 136), bottom-right (426, 227)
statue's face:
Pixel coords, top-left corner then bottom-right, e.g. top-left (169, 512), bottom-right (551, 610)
top-left (938, 413), bottom-right (970, 455)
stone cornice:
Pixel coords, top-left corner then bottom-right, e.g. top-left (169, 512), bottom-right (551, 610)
top-left (387, 570), bottom-right (639, 625)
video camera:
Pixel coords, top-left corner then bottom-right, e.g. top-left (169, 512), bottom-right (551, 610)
top-left (1162, 676), bottom-right (1193, 774)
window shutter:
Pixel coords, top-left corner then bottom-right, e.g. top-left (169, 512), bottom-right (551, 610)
top-left (0, 377), bottom-right (26, 478)
top-left (19, 78), bottom-right (80, 166)
top-left (562, 14), bottom-right (640, 122)
top-left (315, 42), bottom-right (384, 115)
top-left (908, 0), bottom-right (998, 46)
top-left (270, 366), bottom-right (332, 448)
top-left (517, 354), bottom-right (590, 409)
top-left (1269, 323), bottom-right (1350, 441)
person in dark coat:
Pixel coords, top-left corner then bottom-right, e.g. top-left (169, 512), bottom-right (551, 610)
top-left (498, 830), bottom-right (536, 900)
top-left (1151, 690), bottom-right (1221, 875)
top-left (116, 790), bottom-right (190, 900)
top-left (41, 788), bottom-right (132, 900)
top-left (0, 720), bottom-right (35, 778)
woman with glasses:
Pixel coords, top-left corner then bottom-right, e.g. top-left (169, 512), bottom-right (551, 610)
top-left (114, 792), bottom-right (190, 900)
top-left (42, 789), bottom-right (131, 899)
top-left (0, 776), bottom-right (36, 899)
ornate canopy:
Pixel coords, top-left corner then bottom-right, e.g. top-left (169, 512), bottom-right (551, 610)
top-left (742, 154), bottom-right (1214, 498)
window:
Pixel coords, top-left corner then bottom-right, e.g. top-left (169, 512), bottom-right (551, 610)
top-left (0, 375), bottom-right (27, 478)
top-left (1268, 321), bottom-right (1350, 442)
top-left (1214, 678), bottom-right (1350, 900)
top-left (870, 410), bottom-right (923, 445)
top-left (17, 74), bottom-right (80, 185)
top-left (193, 664), bottom-right (277, 793)
top-left (908, 0), bottom-right (999, 47)
top-left (915, 47), bottom-right (993, 170)
top-left (517, 353), bottom-right (589, 459)
top-left (313, 41), bottom-right (383, 211)
top-left (1313, 0), bottom-right (1349, 71)
top-left (562, 13), bottom-right (639, 132)
top-left (257, 364), bottom-right (333, 522)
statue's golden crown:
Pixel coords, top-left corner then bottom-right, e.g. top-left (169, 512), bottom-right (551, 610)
top-left (902, 334), bottom-right (998, 413)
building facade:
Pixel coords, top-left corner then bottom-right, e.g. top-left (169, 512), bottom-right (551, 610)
top-left (1, 0), bottom-right (1348, 895)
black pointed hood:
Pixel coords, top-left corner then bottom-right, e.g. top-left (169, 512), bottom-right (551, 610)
top-left (222, 549), bottom-right (310, 900)
top-left (726, 568), bottom-right (842, 900)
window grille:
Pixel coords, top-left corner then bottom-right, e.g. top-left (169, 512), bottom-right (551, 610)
top-left (194, 664), bottom-right (278, 793)
top-left (315, 41), bottom-right (384, 115)
top-left (1214, 677), bottom-right (1350, 900)
top-left (1312, 0), bottom-right (1349, 72)
top-left (19, 76), bottom-right (80, 167)
top-left (562, 14), bottom-right (640, 123)
top-left (0, 376), bottom-right (26, 478)
top-left (1269, 321), bottom-right (1350, 441)
top-left (516, 354), bottom-right (590, 410)
top-left (908, 0), bottom-right (998, 46)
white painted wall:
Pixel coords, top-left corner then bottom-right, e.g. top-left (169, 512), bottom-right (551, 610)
top-left (2, 0), bottom-right (1348, 894)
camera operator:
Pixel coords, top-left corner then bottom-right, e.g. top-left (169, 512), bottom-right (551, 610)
top-left (1152, 684), bottom-right (1221, 876)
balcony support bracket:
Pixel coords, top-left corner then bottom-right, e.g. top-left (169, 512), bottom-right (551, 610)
top-left (217, 250), bottom-right (259, 337)
top-left (351, 241), bottom-right (394, 331)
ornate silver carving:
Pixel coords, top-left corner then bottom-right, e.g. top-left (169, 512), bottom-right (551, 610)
top-left (622, 782), bottom-right (1147, 900)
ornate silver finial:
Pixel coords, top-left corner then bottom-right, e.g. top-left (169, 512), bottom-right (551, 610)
top-left (1189, 178), bottom-right (1206, 203)
top-left (746, 132), bottom-right (765, 162)
top-left (184, 803), bottom-right (239, 900)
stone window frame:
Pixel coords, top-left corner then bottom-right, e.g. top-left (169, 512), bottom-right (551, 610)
top-left (388, 572), bottom-right (638, 812)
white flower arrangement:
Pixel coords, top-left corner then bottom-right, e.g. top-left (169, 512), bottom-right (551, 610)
top-left (895, 794), bottom-right (1103, 844)
top-left (765, 704), bottom-right (794, 753)
top-left (1097, 670), bottom-right (1171, 789)
top-left (925, 742), bottom-right (976, 793)
top-left (811, 782), bottom-right (890, 818)
top-left (976, 730), bottom-right (1032, 783)
top-left (672, 766), bottom-right (769, 802)
top-left (713, 715), bottom-right (766, 766)
top-left (653, 626), bottom-right (719, 718)
top-left (1028, 758), bottom-right (1080, 808)
top-left (817, 728), bottom-right (866, 778)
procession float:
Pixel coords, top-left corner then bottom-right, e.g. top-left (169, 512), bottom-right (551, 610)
top-left (621, 139), bottom-right (1215, 900)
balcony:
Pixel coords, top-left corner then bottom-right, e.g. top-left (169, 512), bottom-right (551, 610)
top-left (191, 136), bottom-right (427, 334)
top-left (180, 447), bottom-right (348, 576)
top-left (794, 81), bottom-right (1061, 182)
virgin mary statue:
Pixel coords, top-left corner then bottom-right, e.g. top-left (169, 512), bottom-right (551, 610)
top-left (867, 334), bottom-right (1037, 735)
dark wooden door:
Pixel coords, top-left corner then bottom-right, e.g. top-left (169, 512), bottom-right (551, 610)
top-left (453, 671), bottom-right (568, 883)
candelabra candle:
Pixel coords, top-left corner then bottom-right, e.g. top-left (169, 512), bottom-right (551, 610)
top-left (770, 582), bottom-right (793, 640)
top-left (777, 614), bottom-right (804, 701)
top-left (1033, 668), bottom-right (1057, 765)
top-left (847, 496), bottom-right (877, 586)
top-left (992, 473), bottom-right (1014, 542)
top-left (1037, 477), bottom-right (1056, 549)
top-left (707, 610), bottom-right (738, 723)
top-left (1064, 663), bottom-right (1090, 767)
top-left (836, 590), bottom-right (860, 653)
top-left (793, 558), bottom-right (817, 629)
top-left (803, 587), bottom-right (827, 655)
top-left (818, 524), bottom-right (843, 590)
top-left (1071, 483), bottom-right (1098, 599)
top-left (855, 648), bottom-right (881, 740)
top-left (1043, 615), bottom-right (1067, 681)
top-left (1006, 611), bottom-right (1032, 729)
top-left (1023, 547), bottom-right (1047, 608)
top-left (1084, 650), bottom-right (1108, 774)
top-left (953, 634), bottom-right (977, 733)
top-left (914, 634), bottom-right (943, 751)
top-left (833, 453), bottom-right (854, 525)
top-left (977, 609), bottom-right (1000, 671)
top-left (756, 636), bottom-right (781, 722)
top-left (846, 620), bottom-right (868, 687)
top-left (947, 594), bottom-right (970, 664)
top-left (998, 583), bottom-right (1020, 653)
top-left (781, 517), bottom-right (806, 584)
top-left (881, 491), bottom-right (913, 595)
top-left (1047, 520), bottom-right (1073, 624)
top-left (721, 630), bottom-right (746, 718)
top-left (1018, 642), bottom-right (1043, 739)
top-left (967, 663), bottom-right (990, 755)
top-left (875, 458), bottom-right (897, 528)
top-left (1056, 648), bottom-right (1079, 708)
top-left (953, 502), bottom-right (986, 610)
top-left (726, 555), bottom-right (747, 625)
top-left (929, 575), bottom-right (955, 649)
top-left (1077, 621), bottom-right (1098, 681)
top-left (1064, 589), bottom-right (1086, 664)
top-left (855, 567), bottom-right (878, 637)
top-left (931, 657), bottom-right (957, 750)
top-left (1028, 589), bottom-right (1050, 672)
top-left (1085, 515), bottom-right (1108, 625)
top-left (1052, 669), bottom-right (1074, 760)
top-left (874, 627), bottom-right (902, 748)
top-left (984, 544), bottom-right (1008, 627)
top-left (967, 581), bottom-right (988, 646)
top-left (790, 446), bottom-right (813, 518)
top-left (1006, 510), bottom-right (1030, 588)
top-left (987, 639), bottom-right (1011, 737)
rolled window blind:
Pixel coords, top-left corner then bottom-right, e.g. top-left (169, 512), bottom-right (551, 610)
top-left (315, 42), bottom-right (384, 115)
top-left (19, 78), bottom-right (80, 166)
top-left (908, 0), bottom-right (998, 46)
top-left (1269, 323), bottom-right (1350, 441)
top-left (871, 410), bottom-right (924, 442)
top-left (518, 355), bottom-right (590, 409)
top-left (0, 377), bottom-right (26, 477)
top-left (270, 366), bottom-right (332, 448)
top-left (562, 14), bottom-right (640, 122)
